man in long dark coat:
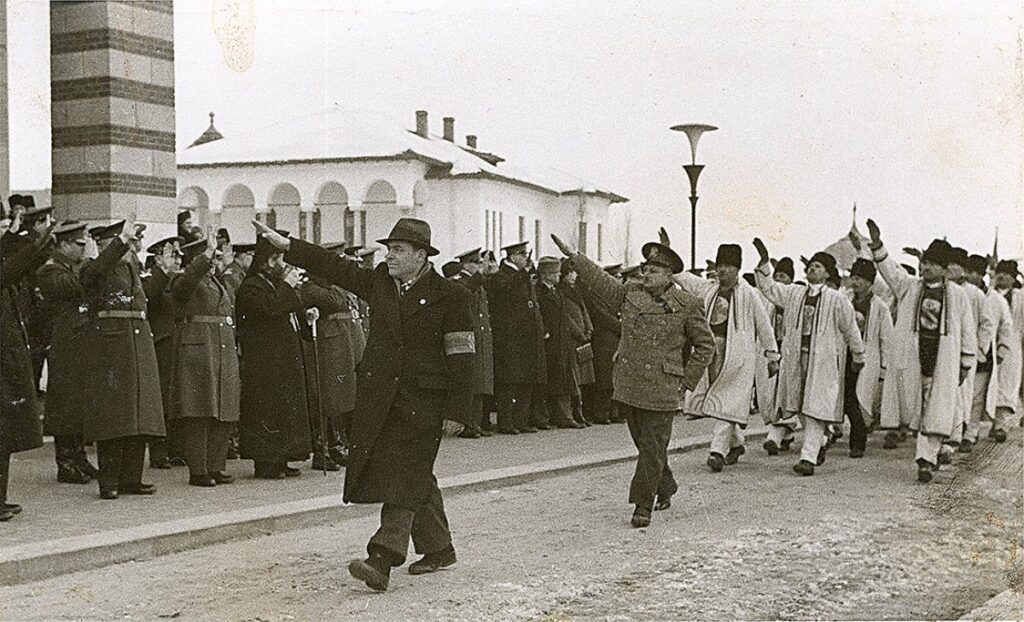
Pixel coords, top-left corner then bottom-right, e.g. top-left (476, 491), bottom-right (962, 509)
top-left (580, 264), bottom-right (624, 424)
top-left (255, 217), bottom-right (475, 592)
top-left (536, 256), bottom-right (585, 429)
top-left (142, 236), bottom-right (182, 469)
top-left (486, 241), bottom-right (548, 434)
top-left (0, 218), bottom-right (50, 521)
top-left (36, 222), bottom-right (99, 483)
top-left (80, 217), bottom-right (167, 499)
top-left (450, 247), bottom-right (495, 438)
top-left (235, 232), bottom-right (317, 479)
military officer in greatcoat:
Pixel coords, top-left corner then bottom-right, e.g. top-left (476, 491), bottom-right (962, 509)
top-left (142, 235), bottom-right (183, 469)
top-left (450, 247), bottom-right (495, 438)
top-left (553, 234), bottom-right (715, 528)
top-left (1, 216), bottom-right (51, 521)
top-left (486, 241), bottom-right (548, 434)
top-left (170, 235), bottom-right (241, 487)
top-left (221, 242), bottom-right (254, 299)
top-left (536, 256), bottom-right (586, 429)
top-left (80, 216), bottom-right (167, 499)
top-left (255, 217), bottom-right (476, 592)
top-left (35, 221), bottom-right (100, 483)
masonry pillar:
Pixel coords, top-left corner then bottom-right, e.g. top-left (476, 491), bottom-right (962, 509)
top-left (1, 0), bottom-right (9, 201)
top-left (50, 0), bottom-right (176, 238)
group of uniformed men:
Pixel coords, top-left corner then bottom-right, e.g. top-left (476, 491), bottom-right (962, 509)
top-left (2, 197), bottom-right (1022, 593)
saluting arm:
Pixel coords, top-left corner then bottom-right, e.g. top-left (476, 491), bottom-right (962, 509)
top-left (80, 238), bottom-right (131, 293)
top-left (1, 235), bottom-right (51, 285)
top-left (566, 252), bottom-right (626, 313)
top-left (235, 277), bottom-right (309, 319)
top-left (284, 238), bottom-right (375, 300)
top-left (671, 270), bottom-right (715, 299)
top-left (170, 255), bottom-right (212, 304)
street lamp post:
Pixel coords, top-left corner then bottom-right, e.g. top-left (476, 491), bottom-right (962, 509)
top-left (669, 124), bottom-right (717, 270)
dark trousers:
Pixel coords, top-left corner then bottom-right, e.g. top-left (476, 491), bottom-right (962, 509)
top-left (620, 403), bottom-right (678, 511)
top-left (54, 434), bottom-right (90, 472)
top-left (480, 395), bottom-right (495, 430)
top-left (467, 395), bottom-right (484, 429)
top-left (180, 418), bottom-right (233, 476)
top-left (0, 452), bottom-right (10, 505)
top-left (367, 475), bottom-right (452, 566)
top-left (96, 436), bottom-right (147, 491)
top-left (529, 384), bottom-right (550, 428)
top-left (495, 383), bottom-right (541, 432)
top-left (546, 394), bottom-right (574, 426)
top-left (582, 384), bottom-right (611, 423)
top-left (843, 368), bottom-right (867, 453)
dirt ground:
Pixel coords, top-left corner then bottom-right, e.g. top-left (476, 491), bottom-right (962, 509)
top-left (2, 428), bottom-right (1021, 621)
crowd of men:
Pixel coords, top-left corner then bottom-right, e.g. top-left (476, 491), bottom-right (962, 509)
top-left (2, 195), bottom-right (1022, 581)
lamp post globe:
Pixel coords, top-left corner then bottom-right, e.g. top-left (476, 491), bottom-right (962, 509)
top-left (670, 124), bottom-right (717, 269)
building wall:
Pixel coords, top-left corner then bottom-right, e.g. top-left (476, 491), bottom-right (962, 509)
top-left (1, 0), bottom-right (9, 201)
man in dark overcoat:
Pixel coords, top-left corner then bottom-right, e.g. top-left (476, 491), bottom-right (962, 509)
top-left (536, 256), bottom-right (585, 429)
top-left (486, 241), bottom-right (548, 434)
top-left (142, 236), bottom-right (182, 468)
top-left (580, 263), bottom-right (624, 422)
top-left (255, 217), bottom-right (476, 592)
top-left (36, 222), bottom-right (99, 483)
top-left (234, 232), bottom-right (317, 479)
top-left (553, 234), bottom-right (715, 528)
top-left (450, 247), bottom-right (495, 438)
top-left (0, 218), bottom-right (50, 521)
top-left (79, 217), bottom-right (167, 499)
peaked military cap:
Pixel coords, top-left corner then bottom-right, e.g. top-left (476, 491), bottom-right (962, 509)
top-left (640, 242), bottom-right (684, 274)
top-left (146, 236), bottom-right (182, 255)
top-left (456, 247), bottom-right (482, 262)
top-left (501, 241), bottom-right (529, 255)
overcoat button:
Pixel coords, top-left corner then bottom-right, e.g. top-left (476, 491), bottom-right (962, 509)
top-left (134, 329), bottom-right (140, 335)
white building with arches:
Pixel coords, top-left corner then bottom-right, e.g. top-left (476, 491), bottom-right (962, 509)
top-left (177, 107), bottom-right (628, 263)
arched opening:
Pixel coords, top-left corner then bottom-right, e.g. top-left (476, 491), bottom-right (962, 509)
top-left (221, 184), bottom-right (256, 243)
top-left (315, 181), bottom-right (350, 246)
top-left (363, 180), bottom-right (399, 251)
top-left (269, 182), bottom-right (301, 238)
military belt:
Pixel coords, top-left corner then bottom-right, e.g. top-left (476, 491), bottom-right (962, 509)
top-left (96, 310), bottom-right (146, 320)
top-left (326, 312), bottom-right (353, 321)
top-left (185, 315), bottom-right (234, 326)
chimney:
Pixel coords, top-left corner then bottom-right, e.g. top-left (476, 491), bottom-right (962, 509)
top-left (466, 135), bottom-right (478, 149)
top-left (415, 110), bottom-right (428, 138)
top-left (443, 117), bottom-right (455, 142)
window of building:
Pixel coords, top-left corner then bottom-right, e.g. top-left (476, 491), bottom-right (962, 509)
top-left (312, 210), bottom-right (323, 244)
top-left (535, 219), bottom-right (541, 255)
top-left (518, 215), bottom-right (525, 242)
top-left (266, 209), bottom-right (277, 230)
top-left (578, 221), bottom-right (588, 256)
top-left (485, 210), bottom-right (492, 251)
top-left (597, 223), bottom-right (603, 260)
top-left (499, 211), bottom-right (504, 249)
top-left (343, 208), bottom-right (355, 246)
top-left (298, 212), bottom-right (308, 241)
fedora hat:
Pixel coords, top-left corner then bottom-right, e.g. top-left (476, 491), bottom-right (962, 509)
top-left (377, 218), bottom-right (439, 256)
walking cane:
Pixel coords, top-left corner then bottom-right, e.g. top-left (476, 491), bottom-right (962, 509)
top-left (309, 312), bottom-right (329, 476)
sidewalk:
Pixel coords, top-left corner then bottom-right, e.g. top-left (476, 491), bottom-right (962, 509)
top-left (1, 416), bottom-right (762, 585)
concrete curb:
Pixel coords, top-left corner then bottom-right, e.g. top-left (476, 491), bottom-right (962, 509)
top-left (0, 428), bottom-right (765, 586)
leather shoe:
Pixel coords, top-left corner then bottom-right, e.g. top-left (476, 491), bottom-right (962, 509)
top-left (883, 432), bottom-right (900, 449)
top-left (519, 426), bottom-right (539, 433)
top-left (917, 460), bottom-right (934, 483)
top-left (348, 556), bottom-right (391, 592)
top-left (121, 483), bottom-right (156, 495)
top-left (792, 460), bottom-right (815, 476)
top-left (76, 460), bottom-right (100, 478)
top-left (149, 459), bottom-right (172, 470)
top-left (283, 466), bottom-right (302, 477)
top-left (57, 467), bottom-right (91, 484)
top-left (763, 440), bottom-right (779, 456)
top-left (937, 450), bottom-right (953, 465)
top-left (993, 429), bottom-right (1007, 443)
top-left (99, 488), bottom-right (119, 500)
top-left (724, 446), bottom-right (745, 465)
top-left (556, 421), bottom-right (585, 429)
top-left (0, 509), bottom-right (13, 522)
top-left (958, 440), bottom-right (974, 453)
top-left (850, 449), bottom-right (865, 458)
top-left (707, 452), bottom-right (725, 472)
top-left (458, 427), bottom-right (482, 439)
top-left (593, 419), bottom-right (611, 425)
top-left (254, 465), bottom-right (286, 479)
top-left (189, 475), bottom-right (217, 487)
top-left (630, 506), bottom-right (652, 528)
top-left (311, 455), bottom-right (342, 471)
top-left (2, 503), bottom-right (22, 515)
top-left (779, 438), bottom-right (794, 452)
top-left (533, 424), bottom-right (553, 431)
top-left (211, 472), bottom-right (235, 484)
top-left (497, 428), bottom-right (519, 435)
top-left (816, 447), bottom-right (827, 466)
top-left (408, 545), bottom-right (457, 575)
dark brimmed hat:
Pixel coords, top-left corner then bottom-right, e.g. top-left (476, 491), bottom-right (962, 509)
top-left (217, 228), bottom-right (230, 243)
top-left (995, 260), bottom-right (1021, 278)
top-left (146, 236), bottom-right (182, 255)
top-left (537, 256), bottom-right (561, 274)
top-left (8, 194), bottom-right (35, 210)
top-left (377, 218), bottom-right (438, 256)
top-left (602, 263), bottom-right (623, 276)
top-left (640, 242), bottom-right (684, 274)
top-left (441, 261), bottom-right (461, 278)
top-left (921, 239), bottom-right (953, 268)
top-left (621, 264), bottom-right (643, 279)
top-left (252, 229), bottom-right (289, 272)
top-left (456, 247), bottom-right (482, 262)
top-left (232, 243), bottom-right (256, 254)
top-left (850, 257), bottom-right (876, 283)
top-left (947, 246), bottom-right (969, 269)
top-left (54, 221), bottom-right (88, 243)
top-left (177, 211), bottom-right (193, 225)
top-left (715, 244), bottom-right (742, 270)
top-left (773, 257), bottom-right (795, 280)
top-left (95, 220), bottom-right (126, 241)
top-left (23, 205), bottom-right (54, 224)
top-left (808, 251), bottom-right (837, 272)
top-left (321, 241), bottom-right (346, 252)
top-left (501, 241), bottom-right (529, 255)
top-left (966, 254), bottom-right (989, 276)
top-left (180, 238), bottom-right (210, 261)
top-left (88, 223), bottom-right (109, 239)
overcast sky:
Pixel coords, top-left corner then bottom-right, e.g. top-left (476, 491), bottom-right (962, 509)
top-left (8, 0), bottom-right (1023, 262)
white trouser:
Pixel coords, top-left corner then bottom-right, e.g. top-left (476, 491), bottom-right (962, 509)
top-left (799, 416), bottom-right (828, 464)
top-left (915, 432), bottom-right (943, 466)
top-left (964, 371), bottom-right (990, 443)
top-left (710, 420), bottom-right (745, 456)
top-left (766, 423), bottom-right (795, 444)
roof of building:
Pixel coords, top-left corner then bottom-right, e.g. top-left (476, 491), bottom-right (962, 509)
top-left (178, 106), bottom-right (627, 203)
top-left (188, 112), bottom-right (224, 148)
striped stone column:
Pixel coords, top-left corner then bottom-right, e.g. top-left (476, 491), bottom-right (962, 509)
top-left (1, 0), bottom-right (9, 200)
top-left (50, 0), bottom-right (175, 237)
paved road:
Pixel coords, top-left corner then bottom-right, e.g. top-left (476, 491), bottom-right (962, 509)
top-left (2, 427), bottom-right (1020, 621)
